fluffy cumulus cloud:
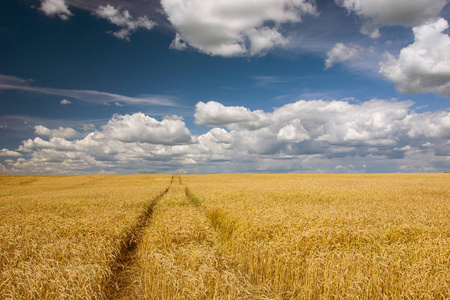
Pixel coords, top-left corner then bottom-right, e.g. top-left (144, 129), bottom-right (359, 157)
top-left (93, 113), bottom-right (195, 145)
top-left (1, 100), bottom-right (449, 174)
top-left (0, 149), bottom-right (22, 157)
top-left (246, 27), bottom-right (289, 55)
top-left (198, 99), bottom-right (414, 149)
top-left (38, 0), bottom-right (73, 20)
top-left (403, 111), bottom-right (450, 139)
top-left (336, 0), bottom-right (448, 38)
top-left (194, 99), bottom-right (450, 170)
top-left (277, 119), bottom-right (310, 142)
top-left (161, 0), bottom-right (317, 56)
top-left (380, 18), bottom-right (450, 97)
top-left (2, 112), bottom-right (196, 174)
top-left (325, 43), bottom-right (361, 69)
top-left (34, 125), bottom-right (78, 138)
top-left (94, 4), bottom-right (156, 41)
top-left (195, 101), bottom-right (272, 129)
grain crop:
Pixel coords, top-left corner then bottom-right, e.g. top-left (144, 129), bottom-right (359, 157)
top-left (1, 173), bottom-right (448, 299)
top-left (0, 174), bottom-right (171, 299)
top-left (129, 176), bottom-right (252, 299)
top-left (181, 174), bottom-right (450, 299)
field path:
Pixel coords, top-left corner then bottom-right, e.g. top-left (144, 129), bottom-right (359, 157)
top-left (114, 175), bottom-right (253, 299)
top-left (104, 175), bottom-right (174, 299)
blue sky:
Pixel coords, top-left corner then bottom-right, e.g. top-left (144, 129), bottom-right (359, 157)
top-left (0, 0), bottom-right (449, 174)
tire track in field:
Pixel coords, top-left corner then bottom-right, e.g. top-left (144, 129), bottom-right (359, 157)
top-left (183, 180), bottom-right (236, 244)
top-left (180, 176), bottom-right (254, 297)
top-left (128, 175), bottom-right (253, 299)
top-left (104, 175), bottom-right (174, 299)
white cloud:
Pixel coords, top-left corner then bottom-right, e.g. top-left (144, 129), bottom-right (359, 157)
top-left (194, 99), bottom-right (450, 159)
top-left (82, 124), bottom-right (96, 132)
top-left (325, 43), bottom-right (361, 69)
top-left (60, 99), bottom-right (71, 105)
top-left (2, 100), bottom-right (450, 174)
top-left (39, 0), bottom-right (73, 20)
top-left (94, 4), bottom-right (156, 41)
top-left (246, 27), bottom-right (289, 55)
top-left (277, 119), bottom-right (310, 142)
top-left (93, 113), bottom-right (195, 145)
top-left (206, 128), bottom-right (233, 144)
top-left (0, 149), bottom-right (22, 157)
top-left (379, 18), bottom-right (450, 97)
top-left (194, 101), bottom-right (271, 129)
top-left (195, 101), bottom-right (257, 125)
top-left (34, 125), bottom-right (78, 138)
top-left (359, 21), bottom-right (380, 39)
top-left (403, 111), bottom-right (450, 139)
top-left (161, 0), bottom-right (317, 56)
top-left (169, 33), bottom-right (189, 50)
top-left (22, 136), bottom-right (77, 151)
top-left (5, 113), bottom-right (197, 174)
top-left (336, 0), bottom-right (448, 38)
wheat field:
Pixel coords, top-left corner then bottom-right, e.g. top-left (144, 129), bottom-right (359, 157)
top-left (0, 173), bottom-right (449, 299)
top-left (181, 174), bottom-right (450, 299)
top-left (0, 174), bottom-right (171, 299)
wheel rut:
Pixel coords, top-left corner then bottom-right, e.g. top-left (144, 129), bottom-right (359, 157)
top-left (104, 175), bottom-right (173, 299)
top-left (105, 175), bottom-right (251, 299)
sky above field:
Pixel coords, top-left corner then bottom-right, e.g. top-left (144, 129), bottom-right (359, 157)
top-left (0, 0), bottom-right (449, 174)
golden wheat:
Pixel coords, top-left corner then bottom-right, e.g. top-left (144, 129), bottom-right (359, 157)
top-left (0, 174), bottom-right (171, 299)
top-left (181, 174), bottom-right (450, 299)
top-left (1, 173), bottom-right (448, 299)
top-left (131, 177), bottom-right (252, 299)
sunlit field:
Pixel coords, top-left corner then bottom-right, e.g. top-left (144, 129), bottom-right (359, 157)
top-left (0, 175), bottom-right (171, 299)
top-left (180, 174), bottom-right (450, 299)
top-left (1, 173), bottom-right (449, 299)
